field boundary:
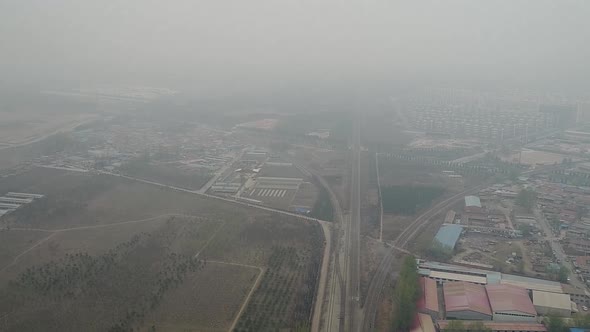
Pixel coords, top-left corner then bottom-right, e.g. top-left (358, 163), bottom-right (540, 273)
top-left (0, 213), bottom-right (198, 273)
top-left (208, 260), bottom-right (265, 332)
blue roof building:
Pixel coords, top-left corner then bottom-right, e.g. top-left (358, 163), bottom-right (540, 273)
top-left (434, 224), bottom-right (463, 249)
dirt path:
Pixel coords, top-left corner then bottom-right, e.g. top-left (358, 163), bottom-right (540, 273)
top-left (193, 221), bottom-right (226, 259)
top-left (9, 213), bottom-right (197, 233)
top-left (0, 232), bottom-right (57, 273)
top-left (0, 213), bottom-right (199, 272)
top-left (312, 221), bottom-right (331, 332)
top-left (207, 260), bottom-right (265, 332)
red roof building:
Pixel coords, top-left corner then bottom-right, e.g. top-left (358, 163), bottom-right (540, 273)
top-left (443, 282), bottom-right (492, 320)
top-left (485, 284), bottom-right (537, 322)
top-left (417, 277), bottom-right (439, 319)
top-left (410, 313), bottom-right (436, 332)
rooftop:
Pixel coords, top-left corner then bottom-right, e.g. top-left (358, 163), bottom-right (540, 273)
top-left (410, 313), bottom-right (436, 332)
top-left (438, 320), bottom-right (547, 332)
top-left (434, 224), bottom-right (463, 249)
top-left (465, 195), bottom-right (482, 208)
top-left (501, 273), bottom-right (563, 294)
top-left (443, 282), bottom-right (492, 316)
top-left (532, 290), bottom-right (571, 311)
top-left (429, 271), bottom-right (487, 285)
top-left (418, 277), bottom-right (439, 313)
top-left (485, 284), bottom-right (536, 316)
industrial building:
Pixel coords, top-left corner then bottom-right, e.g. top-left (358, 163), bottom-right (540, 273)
top-left (532, 290), bottom-right (572, 317)
top-left (410, 313), bottom-right (436, 332)
top-left (443, 282), bottom-right (492, 320)
top-left (433, 224), bottom-right (463, 249)
top-left (0, 203), bottom-right (20, 210)
top-left (0, 197), bottom-right (32, 204)
top-left (6, 192), bottom-right (44, 199)
top-left (438, 321), bottom-right (547, 332)
top-left (255, 177), bottom-right (303, 190)
top-left (418, 261), bottom-right (565, 295)
top-left (500, 274), bottom-right (563, 294)
top-left (417, 277), bottom-right (439, 319)
top-left (0, 192), bottom-right (44, 217)
top-left (210, 182), bottom-right (241, 193)
top-left (418, 260), bottom-right (500, 285)
top-left (465, 195), bottom-right (482, 211)
top-left (485, 284), bottom-right (537, 322)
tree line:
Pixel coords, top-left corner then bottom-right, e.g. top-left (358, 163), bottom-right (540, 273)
top-left (392, 256), bottom-right (421, 331)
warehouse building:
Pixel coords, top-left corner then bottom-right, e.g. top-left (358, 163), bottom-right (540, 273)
top-left (6, 192), bottom-right (44, 199)
top-left (434, 224), bottom-right (463, 250)
top-left (501, 274), bottom-right (564, 294)
top-left (410, 313), bottom-right (436, 332)
top-left (255, 177), bottom-right (303, 190)
top-left (464, 195), bottom-right (483, 213)
top-left (210, 182), bottom-right (241, 193)
top-left (443, 282), bottom-right (492, 320)
top-left (438, 320), bottom-right (547, 332)
top-left (485, 284), bottom-right (537, 322)
top-left (0, 197), bottom-right (32, 204)
top-left (532, 290), bottom-right (572, 317)
top-left (417, 277), bottom-right (439, 319)
top-left (418, 260), bottom-right (500, 285)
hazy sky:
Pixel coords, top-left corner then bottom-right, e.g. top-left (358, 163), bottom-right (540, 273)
top-left (1, 1), bottom-right (589, 95)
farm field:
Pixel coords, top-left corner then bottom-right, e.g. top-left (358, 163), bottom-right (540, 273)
top-left (0, 167), bottom-right (324, 331)
top-left (120, 160), bottom-right (212, 191)
top-left (145, 262), bottom-right (260, 332)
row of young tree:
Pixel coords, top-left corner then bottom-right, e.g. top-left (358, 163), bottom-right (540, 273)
top-left (5, 231), bottom-right (204, 332)
top-left (235, 224), bottom-right (324, 332)
top-left (392, 256), bottom-right (421, 331)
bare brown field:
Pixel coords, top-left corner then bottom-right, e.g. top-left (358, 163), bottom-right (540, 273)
top-left (0, 230), bottom-right (49, 268)
top-left (145, 263), bottom-right (259, 332)
top-left (1, 167), bottom-right (259, 229)
top-left (0, 168), bottom-right (323, 331)
top-left (120, 161), bottom-right (212, 191)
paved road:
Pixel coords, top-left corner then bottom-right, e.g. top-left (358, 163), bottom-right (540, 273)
top-left (534, 208), bottom-right (588, 291)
